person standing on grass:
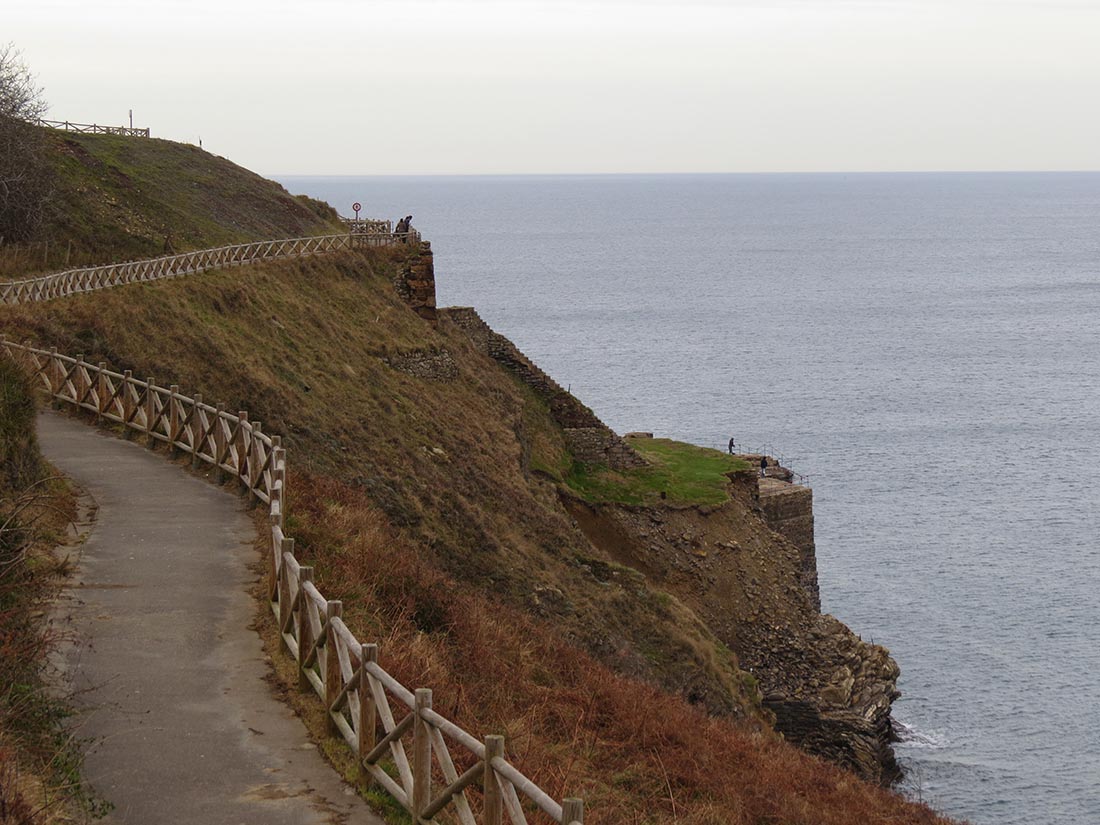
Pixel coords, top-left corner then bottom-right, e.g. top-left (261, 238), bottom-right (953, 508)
top-left (728, 437), bottom-right (735, 454)
top-left (760, 456), bottom-right (768, 477)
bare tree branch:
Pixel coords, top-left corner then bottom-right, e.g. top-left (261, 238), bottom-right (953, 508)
top-left (0, 44), bottom-right (52, 244)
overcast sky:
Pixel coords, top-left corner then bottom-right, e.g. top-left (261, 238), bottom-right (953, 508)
top-left (8, 0), bottom-right (1100, 174)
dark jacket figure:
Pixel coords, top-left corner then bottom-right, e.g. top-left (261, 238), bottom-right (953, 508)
top-left (760, 456), bottom-right (768, 477)
top-left (394, 214), bottom-right (413, 242)
top-left (728, 437), bottom-right (735, 454)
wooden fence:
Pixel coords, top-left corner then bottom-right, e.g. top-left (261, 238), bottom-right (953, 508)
top-left (0, 340), bottom-right (585, 825)
top-left (36, 119), bottom-right (151, 138)
top-left (0, 234), bottom-right (358, 306)
top-left (0, 232), bottom-right (424, 305)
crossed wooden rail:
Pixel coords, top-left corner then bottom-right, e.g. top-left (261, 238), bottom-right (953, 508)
top-left (0, 341), bottom-right (585, 825)
top-left (0, 234), bottom-right (359, 305)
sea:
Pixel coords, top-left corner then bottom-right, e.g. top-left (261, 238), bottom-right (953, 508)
top-left (277, 171), bottom-right (1100, 825)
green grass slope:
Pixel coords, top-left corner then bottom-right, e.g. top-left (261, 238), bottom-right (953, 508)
top-left (1, 128), bottom-right (342, 278)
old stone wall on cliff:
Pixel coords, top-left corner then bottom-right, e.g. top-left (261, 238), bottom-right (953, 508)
top-left (440, 307), bottom-right (646, 470)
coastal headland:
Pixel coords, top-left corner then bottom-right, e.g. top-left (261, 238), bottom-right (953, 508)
top-left (0, 127), bottom-right (955, 824)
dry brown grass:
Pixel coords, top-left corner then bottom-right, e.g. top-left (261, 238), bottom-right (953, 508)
top-left (0, 249), bottom-right (760, 720)
top-left (0, 364), bottom-right (91, 823)
top-left (281, 472), bottom-right (957, 825)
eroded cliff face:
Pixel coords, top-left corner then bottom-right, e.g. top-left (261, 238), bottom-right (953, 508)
top-left (562, 472), bottom-right (901, 783)
top-left (437, 303), bottom-right (903, 783)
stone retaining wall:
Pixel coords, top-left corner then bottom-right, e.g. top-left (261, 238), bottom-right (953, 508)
top-left (759, 483), bottom-right (820, 611)
top-left (441, 307), bottom-right (645, 470)
top-left (394, 241), bottom-right (437, 325)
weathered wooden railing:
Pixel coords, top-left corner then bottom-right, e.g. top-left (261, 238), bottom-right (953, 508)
top-left (36, 119), bottom-right (151, 138)
top-left (0, 234), bottom-right (354, 306)
top-left (0, 341), bottom-right (585, 825)
top-left (0, 231), bottom-right (425, 305)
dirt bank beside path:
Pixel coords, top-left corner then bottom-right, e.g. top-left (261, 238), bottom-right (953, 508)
top-left (38, 411), bottom-right (384, 825)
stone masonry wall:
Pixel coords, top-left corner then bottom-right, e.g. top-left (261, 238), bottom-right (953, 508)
top-left (394, 241), bottom-right (437, 326)
top-left (441, 307), bottom-right (646, 470)
top-left (759, 483), bottom-right (820, 611)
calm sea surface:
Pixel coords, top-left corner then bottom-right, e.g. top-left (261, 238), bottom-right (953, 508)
top-left (278, 172), bottom-right (1100, 825)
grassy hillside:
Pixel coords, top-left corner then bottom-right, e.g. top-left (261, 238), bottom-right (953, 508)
top-left (0, 251), bottom-right (955, 824)
top-left (0, 250), bottom-right (759, 715)
top-left (0, 134), bottom-right (959, 823)
top-left (0, 128), bottom-right (342, 278)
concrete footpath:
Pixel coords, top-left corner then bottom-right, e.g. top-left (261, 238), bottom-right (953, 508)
top-left (39, 412), bottom-right (386, 825)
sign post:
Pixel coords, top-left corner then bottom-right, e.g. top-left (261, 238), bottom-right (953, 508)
top-left (352, 202), bottom-right (361, 221)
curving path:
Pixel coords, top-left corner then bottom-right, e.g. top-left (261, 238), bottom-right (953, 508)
top-left (40, 411), bottom-right (385, 825)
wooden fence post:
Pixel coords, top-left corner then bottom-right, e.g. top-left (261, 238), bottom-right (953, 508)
top-left (74, 355), bottom-right (86, 407)
top-left (324, 600), bottom-right (343, 735)
top-left (168, 385), bottom-right (180, 459)
top-left (296, 564), bottom-right (313, 692)
top-left (272, 445), bottom-right (286, 524)
top-left (48, 348), bottom-right (62, 407)
top-left (248, 422), bottom-right (262, 508)
top-left (413, 688), bottom-right (432, 819)
top-left (121, 371), bottom-right (135, 438)
top-left (47, 348), bottom-right (59, 395)
top-left (213, 403), bottom-right (227, 484)
top-left (236, 411), bottom-right (249, 495)
top-left (358, 643), bottom-right (378, 783)
top-left (96, 362), bottom-right (107, 424)
top-left (562, 798), bottom-right (584, 825)
top-left (483, 735), bottom-right (504, 825)
top-left (268, 516), bottom-right (282, 603)
top-left (144, 378), bottom-right (156, 448)
top-left (191, 393), bottom-right (203, 468)
top-left (277, 538), bottom-right (295, 646)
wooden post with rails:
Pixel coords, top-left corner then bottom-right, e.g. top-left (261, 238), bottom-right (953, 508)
top-left (74, 355), bottom-right (86, 406)
top-left (168, 385), bottom-right (180, 458)
top-left (236, 411), bottom-right (249, 495)
top-left (297, 564), bottom-right (313, 692)
top-left (324, 600), bottom-right (343, 735)
top-left (413, 689), bottom-right (432, 819)
top-left (121, 371), bottom-right (135, 438)
top-left (191, 394), bottom-right (203, 467)
top-left (248, 421), bottom-right (262, 507)
top-left (213, 403), bottom-right (227, 483)
top-left (47, 348), bottom-right (60, 397)
top-left (483, 735), bottom-right (504, 825)
top-left (358, 643), bottom-right (378, 783)
top-left (563, 798), bottom-right (584, 824)
top-left (144, 377), bottom-right (156, 448)
top-left (96, 362), bottom-right (108, 423)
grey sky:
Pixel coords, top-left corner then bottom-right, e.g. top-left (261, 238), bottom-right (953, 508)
top-left (9, 0), bottom-right (1100, 174)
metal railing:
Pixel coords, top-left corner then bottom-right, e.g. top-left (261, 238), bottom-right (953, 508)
top-left (724, 441), bottom-right (811, 487)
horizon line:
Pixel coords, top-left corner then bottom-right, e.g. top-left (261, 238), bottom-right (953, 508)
top-left (271, 168), bottom-right (1100, 179)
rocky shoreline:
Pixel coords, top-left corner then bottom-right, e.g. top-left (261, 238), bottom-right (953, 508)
top-left (565, 469), bottom-right (903, 784)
